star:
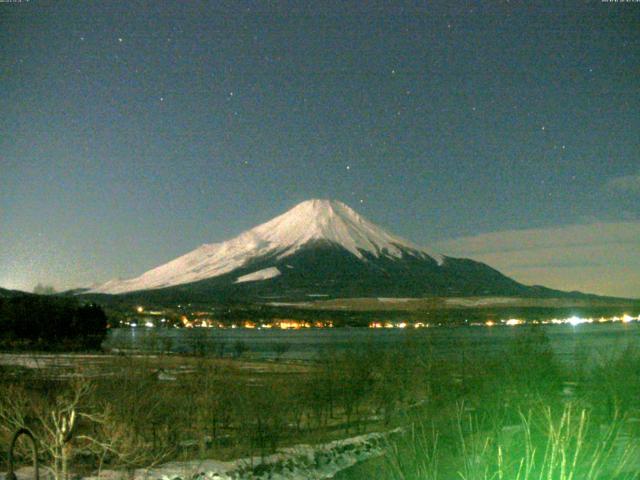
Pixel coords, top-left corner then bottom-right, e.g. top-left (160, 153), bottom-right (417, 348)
top-left (159, 97), bottom-right (164, 102)
top-left (541, 125), bottom-right (546, 131)
top-left (118, 37), bottom-right (123, 43)
top-left (346, 165), bottom-right (351, 171)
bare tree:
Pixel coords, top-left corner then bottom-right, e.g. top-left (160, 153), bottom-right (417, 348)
top-left (0, 380), bottom-right (88, 480)
top-left (0, 378), bottom-right (166, 480)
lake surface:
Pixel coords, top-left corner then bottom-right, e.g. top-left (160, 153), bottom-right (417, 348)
top-left (104, 322), bottom-right (640, 364)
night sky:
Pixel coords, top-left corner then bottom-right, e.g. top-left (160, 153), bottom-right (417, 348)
top-left (1, 1), bottom-right (639, 297)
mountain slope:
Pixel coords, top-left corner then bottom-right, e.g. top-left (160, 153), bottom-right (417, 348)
top-left (87, 199), bottom-right (574, 302)
top-left (89, 199), bottom-right (443, 295)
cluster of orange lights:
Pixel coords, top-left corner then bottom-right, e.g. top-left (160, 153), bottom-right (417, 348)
top-left (272, 319), bottom-right (334, 329)
top-left (179, 316), bottom-right (224, 328)
top-left (179, 316), bottom-right (333, 329)
top-left (369, 321), bottom-right (428, 329)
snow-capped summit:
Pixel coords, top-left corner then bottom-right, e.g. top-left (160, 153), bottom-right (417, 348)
top-left (89, 199), bottom-right (444, 294)
top-left (242, 198), bottom-right (441, 262)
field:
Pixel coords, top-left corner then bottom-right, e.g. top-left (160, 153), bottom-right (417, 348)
top-left (1, 326), bottom-right (640, 479)
top-left (275, 295), bottom-right (640, 312)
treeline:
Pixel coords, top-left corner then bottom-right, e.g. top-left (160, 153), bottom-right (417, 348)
top-left (0, 293), bottom-right (107, 350)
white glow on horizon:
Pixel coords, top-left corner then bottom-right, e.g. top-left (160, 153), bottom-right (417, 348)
top-left (568, 316), bottom-right (586, 326)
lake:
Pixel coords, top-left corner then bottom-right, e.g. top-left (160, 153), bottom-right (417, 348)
top-left (104, 322), bottom-right (640, 364)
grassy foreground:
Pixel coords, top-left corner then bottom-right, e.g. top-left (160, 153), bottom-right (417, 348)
top-left (1, 327), bottom-right (639, 480)
top-left (367, 329), bottom-right (640, 480)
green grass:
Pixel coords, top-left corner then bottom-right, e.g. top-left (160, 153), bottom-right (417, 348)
top-left (1, 328), bottom-right (639, 480)
top-left (378, 331), bottom-right (640, 480)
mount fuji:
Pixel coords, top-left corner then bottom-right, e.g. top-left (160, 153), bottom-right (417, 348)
top-left (86, 199), bottom-right (560, 301)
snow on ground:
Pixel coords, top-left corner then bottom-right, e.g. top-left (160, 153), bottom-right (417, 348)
top-left (444, 297), bottom-right (519, 307)
top-left (0, 353), bottom-right (118, 372)
top-left (266, 302), bottom-right (313, 307)
top-left (81, 429), bottom-right (398, 480)
top-left (235, 267), bottom-right (281, 284)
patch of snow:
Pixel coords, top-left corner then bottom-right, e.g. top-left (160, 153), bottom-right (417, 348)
top-left (444, 297), bottom-right (519, 307)
top-left (235, 267), bottom-right (281, 284)
top-left (89, 199), bottom-right (443, 294)
top-left (157, 369), bottom-right (178, 381)
top-left (377, 298), bottom-right (413, 303)
top-left (81, 429), bottom-right (399, 480)
top-left (266, 302), bottom-right (313, 307)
